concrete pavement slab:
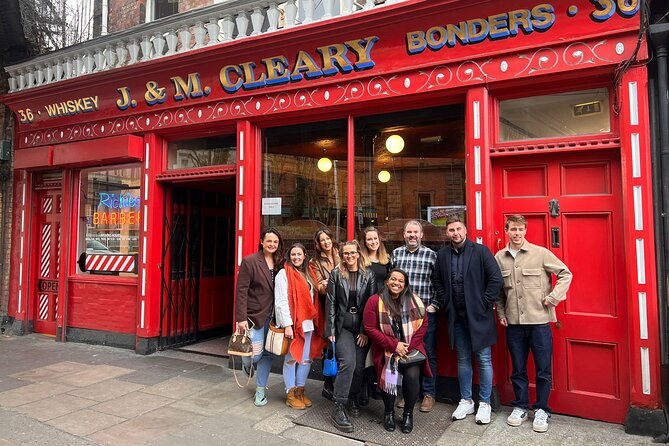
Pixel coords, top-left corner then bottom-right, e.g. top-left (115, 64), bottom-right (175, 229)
top-left (91, 390), bottom-right (175, 418)
top-left (117, 365), bottom-right (183, 386)
top-left (67, 378), bottom-right (146, 402)
top-left (10, 361), bottom-right (91, 383)
top-left (0, 377), bottom-right (29, 393)
top-left (50, 364), bottom-right (134, 387)
top-left (180, 364), bottom-right (229, 383)
top-left (0, 407), bottom-right (98, 446)
top-left (15, 393), bottom-right (96, 421)
top-left (46, 408), bottom-right (127, 436)
top-left (281, 425), bottom-right (362, 446)
top-left (140, 376), bottom-right (210, 399)
top-left (87, 406), bottom-right (206, 446)
top-left (169, 379), bottom-right (252, 416)
top-left (0, 382), bottom-right (74, 408)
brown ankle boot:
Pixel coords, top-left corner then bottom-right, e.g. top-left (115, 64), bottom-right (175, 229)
top-left (286, 387), bottom-right (307, 410)
top-left (297, 386), bottom-right (312, 407)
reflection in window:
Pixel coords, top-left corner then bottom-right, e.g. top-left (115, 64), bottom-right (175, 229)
top-left (167, 135), bottom-right (236, 170)
top-left (355, 105), bottom-right (466, 252)
top-left (262, 120), bottom-right (347, 251)
top-left (78, 164), bottom-right (141, 275)
top-left (499, 88), bottom-right (610, 141)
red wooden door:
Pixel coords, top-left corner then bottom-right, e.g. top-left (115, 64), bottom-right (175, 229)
top-left (493, 150), bottom-right (629, 423)
top-left (32, 189), bottom-right (62, 335)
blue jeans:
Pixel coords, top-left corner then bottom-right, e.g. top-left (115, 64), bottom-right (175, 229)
top-left (241, 318), bottom-right (273, 388)
top-left (422, 311), bottom-right (438, 397)
top-left (283, 331), bottom-right (313, 391)
top-left (506, 324), bottom-right (553, 412)
top-left (453, 320), bottom-right (493, 403)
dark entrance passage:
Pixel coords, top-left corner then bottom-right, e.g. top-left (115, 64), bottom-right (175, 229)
top-left (159, 177), bottom-right (236, 350)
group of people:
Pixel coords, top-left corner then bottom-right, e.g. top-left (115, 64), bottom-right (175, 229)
top-left (235, 214), bottom-right (572, 435)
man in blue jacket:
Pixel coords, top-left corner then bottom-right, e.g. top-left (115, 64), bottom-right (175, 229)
top-left (434, 214), bottom-right (503, 425)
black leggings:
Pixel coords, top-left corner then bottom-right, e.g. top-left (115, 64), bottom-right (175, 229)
top-left (381, 364), bottom-right (421, 413)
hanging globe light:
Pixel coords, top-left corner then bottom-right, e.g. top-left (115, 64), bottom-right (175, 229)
top-left (317, 157), bottom-right (333, 172)
top-left (378, 170), bottom-right (391, 183)
top-left (385, 134), bottom-right (404, 154)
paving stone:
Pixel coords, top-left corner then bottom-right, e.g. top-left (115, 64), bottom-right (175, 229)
top-left (181, 364), bottom-right (230, 383)
top-left (169, 380), bottom-right (252, 416)
top-left (117, 365), bottom-right (183, 386)
top-left (46, 408), bottom-right (127, 437)
top-left (282, 425), bottom-right (362, 446)
top-left (0, 382), bottom-right (74, 408)
top-left (87, 406), bottom-right (206, 446)
top-left (16, 393), bottom-right (97, 421)
top-left (10, 361), bottom-right (91, 382)
top-left (0, 377), bottom-right (30, 393)
top-left (140, 376), bottom-right (210, 400)
top-left (50, 365), bottom-right (134, 387)
top-left (68, 378), bottom-right (146, 402)
top-left (91, 391), bottom-right (175, 418)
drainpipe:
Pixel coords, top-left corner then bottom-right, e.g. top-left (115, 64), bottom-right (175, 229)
top-left (101, 0), bottom-right (108, 36)
top-left (650, 22), bottom-right (669, 419)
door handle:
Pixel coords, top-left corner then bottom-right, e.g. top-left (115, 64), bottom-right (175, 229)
top-left (551, 227), bottom-right (560, 248)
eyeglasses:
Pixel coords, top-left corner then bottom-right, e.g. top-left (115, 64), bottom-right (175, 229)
top-left (342, 251), bottom-right (358, 257)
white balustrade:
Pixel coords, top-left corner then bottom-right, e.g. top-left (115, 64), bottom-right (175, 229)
top-left (5, 0), bottom-right (406, 92)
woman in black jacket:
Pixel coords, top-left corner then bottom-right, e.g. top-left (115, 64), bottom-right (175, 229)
top-left (325, 240), bottom-right (377, 433)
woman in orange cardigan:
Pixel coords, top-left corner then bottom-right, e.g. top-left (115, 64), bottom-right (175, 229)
top-left (275, 243), bottom-right (325, 409)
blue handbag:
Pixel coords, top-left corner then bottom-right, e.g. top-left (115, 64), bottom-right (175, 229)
top-left (323, 341), bottom-right (338, 377)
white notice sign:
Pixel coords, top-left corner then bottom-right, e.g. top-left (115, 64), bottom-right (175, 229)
top-left (262, 197), bottom-right (282, 215)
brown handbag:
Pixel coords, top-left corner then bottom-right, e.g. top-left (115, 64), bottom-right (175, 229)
top-left (265, 320), bottom-right (289, 356)
top-left (228, 330), bottom-right (253, 357)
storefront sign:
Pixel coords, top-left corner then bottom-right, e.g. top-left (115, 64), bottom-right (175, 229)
top-left (38, 279), bottom-right (59, 293)
top-left (262, 197), bottom-right (282, 215)
top-left (93, 192), bottom-right (141, 226)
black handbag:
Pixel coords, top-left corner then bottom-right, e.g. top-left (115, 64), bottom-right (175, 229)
top-left (397, 349), bottom-right (426, 370)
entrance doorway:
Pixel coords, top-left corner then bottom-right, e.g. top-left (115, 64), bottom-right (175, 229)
top-left (32, 188), bottom-right (62, 335)
top-left (159, 177), bottom-right (236, 350)
top-left (492, 149), bottom-right (629, 423)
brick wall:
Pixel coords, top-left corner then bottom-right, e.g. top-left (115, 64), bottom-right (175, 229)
top-left (108, 0), bottom-right (144, 33)
top-left (107, 0), bottom-right (214, 33)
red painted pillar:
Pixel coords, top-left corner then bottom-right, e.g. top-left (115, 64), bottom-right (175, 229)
top-left (618, 66), bottom-right (662, 409)
top-left (136, 133), bottom-right (162, 349)
top-left (232, 120), bottom-right (260, 326)
top-left (466, 86), bottom-right (494, 247)
top-left (8, 171), bottom-right (33, 329)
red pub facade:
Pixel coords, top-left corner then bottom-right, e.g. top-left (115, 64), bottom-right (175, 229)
top-left (1, 0), bottom-right (662, 432)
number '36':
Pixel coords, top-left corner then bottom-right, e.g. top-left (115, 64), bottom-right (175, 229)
top-left (590, 0), bottom-right (640, 21)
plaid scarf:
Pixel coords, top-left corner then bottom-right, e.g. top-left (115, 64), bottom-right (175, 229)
top-left (377, 291), bottom-right (425, 395)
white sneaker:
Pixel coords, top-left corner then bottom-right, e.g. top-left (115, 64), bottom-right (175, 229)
top-left (475, 401), bottom-right (491, 424)
top-left (533, 408), bottom-right (550, 433)
top-left (507, 407), bottom-right (528, 426)
top-left (452, 399), bottom-right (475, 420)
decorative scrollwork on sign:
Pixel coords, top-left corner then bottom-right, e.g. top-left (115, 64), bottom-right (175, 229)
top-left (414, 65), bottom-right (454, 91)
top-left (515, 48), bottom-right (559, 77)
top-left (367, 76), bottom-right (401, 97)
top-left (267, 93), bottom-right (292, 112)
top-left (207, 102), bottom-right (229, 120)
top-left (293, 89), bottom-right (319, 107)
top-left (564, 40), bottom-right (612, 65)
top-left (335, 81), bottom-right (365, 103)
top-left (457, 59), bottom-right (494, 83)
top-left (230, 98), bottom-right (252, 117)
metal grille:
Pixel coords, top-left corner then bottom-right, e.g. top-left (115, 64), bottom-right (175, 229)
top-left (159, 187), bottom-right (201, 349)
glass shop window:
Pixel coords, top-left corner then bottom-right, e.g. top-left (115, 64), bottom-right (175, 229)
top-left (499, 88), bottom-right (610, 142)
top-left (77, 164), bottom-right (141, 276)
top-left (262, 120), bottom-right (348, 251)
top-left (167, 135), bottom-right (237, 170)
top-left (354, 104), bottom-right (466, 253)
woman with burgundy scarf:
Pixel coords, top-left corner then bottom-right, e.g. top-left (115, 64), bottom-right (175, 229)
top-left (363, 268), bottom-right (430, 434)
top-left (275, 243), bottom-right (325, 409)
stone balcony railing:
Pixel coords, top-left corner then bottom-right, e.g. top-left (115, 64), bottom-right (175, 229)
top-left (5, 0), bottom-right (404, 93)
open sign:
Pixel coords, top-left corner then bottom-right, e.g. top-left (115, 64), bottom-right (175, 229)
top-left (38, 279), bottom-right (58, 293)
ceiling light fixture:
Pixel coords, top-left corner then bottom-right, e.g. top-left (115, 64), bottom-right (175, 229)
top-left (385, 134), bottom-right (404, 154)
top-left (317, 157), bottom-right (333, 172)
top-left (378, 170), bottom-right (391, 183)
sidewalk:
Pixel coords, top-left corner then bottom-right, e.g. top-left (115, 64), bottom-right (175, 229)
top-left (0, 334), bottom-right (656, 446)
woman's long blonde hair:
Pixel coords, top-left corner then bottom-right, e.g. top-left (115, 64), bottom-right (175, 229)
top-left (359, 226), bottom-right (390, 267)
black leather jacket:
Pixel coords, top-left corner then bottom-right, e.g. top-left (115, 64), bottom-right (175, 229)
top-left (325, 267), bottom-right (377, 338)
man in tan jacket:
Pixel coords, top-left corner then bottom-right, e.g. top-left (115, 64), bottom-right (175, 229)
top-left (495, 215), bottom-right (572, 433)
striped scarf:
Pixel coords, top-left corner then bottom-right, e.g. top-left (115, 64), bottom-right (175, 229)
top-left (377, 292), bottom-right (425, 395)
